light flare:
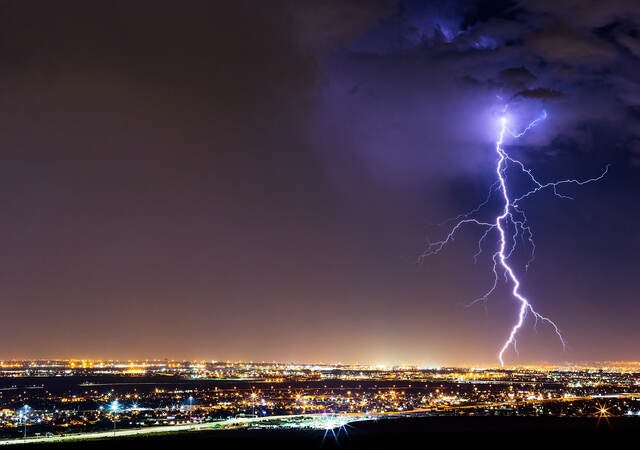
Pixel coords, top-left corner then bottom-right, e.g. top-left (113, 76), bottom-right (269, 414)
top-left (318, 414), bottom-right (351, 444)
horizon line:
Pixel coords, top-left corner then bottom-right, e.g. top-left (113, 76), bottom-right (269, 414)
top-left (1, 357), bottom-right (640, 370)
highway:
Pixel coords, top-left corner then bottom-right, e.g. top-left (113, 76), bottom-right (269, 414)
top-left (0, 413), bottom-right (366, 446)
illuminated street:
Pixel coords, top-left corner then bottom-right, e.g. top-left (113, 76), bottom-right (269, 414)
top-left (0, 413), bottom-right (363, 446)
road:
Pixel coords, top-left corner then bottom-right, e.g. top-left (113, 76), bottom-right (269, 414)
top-left (0, 413), bottom-right (367, 446)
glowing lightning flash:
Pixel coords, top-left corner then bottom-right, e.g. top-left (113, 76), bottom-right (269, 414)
top-left (421, 110), bottom-right (608, 366)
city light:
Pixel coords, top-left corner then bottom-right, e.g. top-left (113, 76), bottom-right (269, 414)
top-left (0, 358), bottom-right (637, 443)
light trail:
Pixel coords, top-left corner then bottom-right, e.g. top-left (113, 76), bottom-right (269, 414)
top-left (0, 413), bottom-right (367, 446)
top-left (421, 110), bottom-right (608, 366)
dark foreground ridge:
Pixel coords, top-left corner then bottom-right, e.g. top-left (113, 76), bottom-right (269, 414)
top-left (20, 416), bottom-right (640, 449)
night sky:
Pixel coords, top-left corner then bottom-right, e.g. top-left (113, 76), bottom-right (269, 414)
top-left (1, 1), bottom-right (639, 366)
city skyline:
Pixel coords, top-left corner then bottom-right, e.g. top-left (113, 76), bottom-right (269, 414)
top-left (2, 358), bottom-right (640, 371)
top-left (0, 1), bottom-right (638, 366)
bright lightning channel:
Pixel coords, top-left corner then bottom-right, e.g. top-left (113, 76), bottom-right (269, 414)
top-left (421, 110), bottom-right (608, 366)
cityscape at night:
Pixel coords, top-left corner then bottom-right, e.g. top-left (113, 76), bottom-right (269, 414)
top-left (0, 359), bottom-right (639, 445)
top-left (1, 0), bottom-right (639, 446)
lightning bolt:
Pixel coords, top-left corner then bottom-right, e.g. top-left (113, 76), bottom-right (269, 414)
top-left (421, 110), bottom-right (608, 366)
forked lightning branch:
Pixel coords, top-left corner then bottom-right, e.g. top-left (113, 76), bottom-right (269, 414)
top-left (422, 110), bottom-right (608, 365)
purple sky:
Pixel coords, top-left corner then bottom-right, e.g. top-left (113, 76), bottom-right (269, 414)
top-left (0, 0), bottom-right (639, 366)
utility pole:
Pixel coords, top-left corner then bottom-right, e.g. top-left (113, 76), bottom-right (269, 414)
top-left (110, 400), bottom-right (119, 437)
top-left (22, 405), bottom-right (29, 439)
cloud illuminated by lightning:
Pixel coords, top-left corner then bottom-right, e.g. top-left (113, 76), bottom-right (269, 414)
top-left (421, 109), bottom-right (608, 366)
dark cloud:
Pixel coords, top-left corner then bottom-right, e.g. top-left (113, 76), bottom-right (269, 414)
top-left (616, 32), bottom-right (640, 58)
top-left (313, 0), bottom-right (640, 179)
top-left (495, 66), bottom-right (537, 93)
top-left (527, 28), bottom-right (618, 65)
top-left (500, 67), bottom-right (536, 84)
top-left (514, 87), bottom-right (565, 100)
top-left (520, 0), bottom-right (640, 28)
top-left (631, 140), bottom-right (640, 167)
